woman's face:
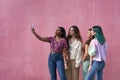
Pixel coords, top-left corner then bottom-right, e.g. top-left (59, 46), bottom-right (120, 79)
top-left (55, 27), bottom-right (62, 36)
top-left (87, 30), bottom-right (91, 38)
top-left (91, 28), bottom-right (96, 36)
top-left (69, 27), bottom-right (75, 36)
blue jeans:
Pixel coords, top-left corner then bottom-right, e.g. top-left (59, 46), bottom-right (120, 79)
top-left (48, 52), bottom-right (66, 80)
top-left (86, 60), bottom-right (105, 80)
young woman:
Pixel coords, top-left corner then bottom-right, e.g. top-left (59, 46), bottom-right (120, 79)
top-left (82, 28), bottom-right (94, 80)
top-left (31, 25), bottom-right (68, 80)
top-left (86, 26), bottom-right (108, 80)
top-left (66, 25), bottom-right (83, 80)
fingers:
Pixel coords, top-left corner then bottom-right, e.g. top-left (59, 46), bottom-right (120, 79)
top-left (31, 22), bottom-right (36, 33)
top-left (88, 65), bottom-right (91, 72)
top-left (64, 63), bottom-right (68, 69)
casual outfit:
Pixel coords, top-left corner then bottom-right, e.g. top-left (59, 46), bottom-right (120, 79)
top-left (48, 36), bottom-right (68, 80)
top-left (86, 38), bottom-right (108, 80)
top-left (82, 39), bottom-right (92, 80)
top-left (66, 39), bottom-right (82, 80)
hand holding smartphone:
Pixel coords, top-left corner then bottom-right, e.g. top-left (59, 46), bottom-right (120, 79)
top-left (31, 22), bottom-right (35, 29)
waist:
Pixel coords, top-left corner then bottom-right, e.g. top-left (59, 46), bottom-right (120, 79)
top-left (93, 60), bottom-right (105, 63)
top-left (50, 52), bottom-right (62, 55)
top-left (93, 57), bottom-right (106, 62)
top-left (93, 59), bottom-right (105, 62)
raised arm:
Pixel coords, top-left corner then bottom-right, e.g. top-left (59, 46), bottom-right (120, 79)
top-left (31, 28), bottom-right (49, 42)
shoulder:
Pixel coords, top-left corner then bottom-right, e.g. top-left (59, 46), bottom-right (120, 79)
top-left (61, 38), bottom-right (68, 47)
top-left (76, 39), bottom-right (82, 46)
top-left (49, 36), bottom-right (54, 39)
top-left (91, 38), bottom-right (98, 43)
top-left (61, 38), bottom-right (67, 42)
top-left (90, 38), bottom-right (98, 45)
top-left (47, 36), bottom-right (54, 42)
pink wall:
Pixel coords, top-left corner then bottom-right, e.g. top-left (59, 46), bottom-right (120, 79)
top-left (0, 0), bottom-right (120, 80)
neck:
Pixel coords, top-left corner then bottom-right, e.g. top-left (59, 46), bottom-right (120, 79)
top-left (55, 35), bottom-right (61, 39)
top-left (70, 36), bottom-right (76, 43)
top-left (71, 35), bottom-right (76, 39)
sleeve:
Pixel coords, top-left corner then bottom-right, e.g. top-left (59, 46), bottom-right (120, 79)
top-left (63, 39), bottom-right (68, 48)
top-left (75, 41), bottom-right (82, 68)
top-left (104, 42), bottom-right (108, 56)
top-left (88, 39), bottom-right (96, 56)
top-left (47, 36), bottom-right (53, 43)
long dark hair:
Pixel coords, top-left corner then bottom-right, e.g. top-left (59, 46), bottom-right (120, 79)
top-left (58, 27), bottom-right (66, 38)
top-left (67, 25), bottom-right (83, 42)
top-left (58, 26), bottom-right (69, 50)
top-left (85, 28), bottom-right (94, 45)
top-left (92, 25), bottom-right (106, 44)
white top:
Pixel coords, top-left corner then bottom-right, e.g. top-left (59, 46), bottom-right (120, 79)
top-left (69, 39), bottom-right (82, 68)
top-left (88, 38), bottom-right (108, 61)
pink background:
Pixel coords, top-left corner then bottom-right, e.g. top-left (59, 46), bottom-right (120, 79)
top-left (0, 0), bottom-right (120, 80)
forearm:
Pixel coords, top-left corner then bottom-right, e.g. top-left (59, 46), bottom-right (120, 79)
top-left (89, 56), bottom-right (93, 66)
top-left (32, 31), bottom-right (44, 41)
top-left (63, 51), bottom-right (68, 63)
top-left (82, 52), bottom-right (88, 62)
top-left (75, 51), bottom-right (82, 67)
top-left (75, 44), bottom-right (82, 67)
top-left (63, 49), bottom-right (68, 69)
top-left (32, 29), bottom-right (49, 42)
top-left (82, 44), bottom-right (89, 62)
top-left (32, 31), bottom-right (40, 39)
top-left (75, 55), bottom-right (82, 68)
